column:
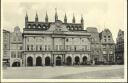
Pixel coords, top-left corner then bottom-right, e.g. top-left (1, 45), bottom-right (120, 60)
top-left (24, 37), bottom-right (26, 51)
top-left (62, 54), bottom-right (64, 65)
top-left (72, 54), bottom-right (74, 65)
top-left (25, 55), bottom-right (27, 67)
top-left (51, 53), bottom-right (53, 65)
top-left (53, 55), bottom-right (56, 66)
top-left (33, 54), bottom-right (36, 66)
top-left (42, 53), bottom-right (44, 66)
top-left (22, 53), bottom-right (25, 67)
top-left (64, 54), bottom-right (66, 65)
top-left (80, 54), bottom-right (82, 64)
top-left (61, 54), bottom-right (64, 65)
top-left (9, 50), bottom-right (12, 67)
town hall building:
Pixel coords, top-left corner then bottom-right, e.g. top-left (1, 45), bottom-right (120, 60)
top-left (3, 10), bottom-right (116, 67)
top-left (22, 10), bottom-right (91, 66)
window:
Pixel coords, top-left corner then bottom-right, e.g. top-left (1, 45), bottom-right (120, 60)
top-left (45, 45), bottom-right (47, 51)
top-left (48, 45), bottom-right (50, 51)
top-left (11, 51), bottom-right (16, 58)
top-left (40, 45), bottom-right (42, 51)
top-left (17, 52), bottom-right (21, 58)
top-left (85, 45), bottom-right (87, 51)
top-left (66, 38), bottom-right (68, 42)
top-left (33, 25), bottom-right (36, 28)
top-left (36, 45), bottom-right (38, 51)
top-left (104, 36), bottom-right (106, 38)
top-left (28, 25), bottom-right (31, 28)
top-left (103, 51), bottom-right (106, 54)
top-left (103, 45), bottom-right (106, 48)
top-left (82, 39), bottom-right (84, 42)
top-left (108, 36), bottom-right (110, 38)
top-left (59, 29), bottom-right (61, 31)
top-left (74, 45), bottom-right (76, 51)
top-left (20, 46), bottom-right (22, 50)
top-left (31, 45), bottom-right (33, 51)
top-left (109, 51), bottom-right (113, 54)
top-left (66, 45), bottom-right (69, 51)
top-left (27, 45), bottom-right (29, 51)
top-left (59, 45), bottom-right (61, 50)
top-left (27, 38), bottom-right (29, 42)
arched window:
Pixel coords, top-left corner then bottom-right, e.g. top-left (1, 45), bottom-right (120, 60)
top-left (33, 25), bottom-right (36, 28)
top-left (45, 57), bottom-right (51, 66)
top-left (36, 56), bottom-right (42, 66)
top-left (38, 25), bottom-right (41, 28)
top-left (42, 25), bottom-right (46, 29)
top-left (28, 25), bottom-right (31, 28)
top-left (67, 26), bottom-right (70, 30)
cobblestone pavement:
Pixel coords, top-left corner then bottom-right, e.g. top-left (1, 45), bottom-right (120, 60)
top-left (3, 65), bottom-right (124, 79)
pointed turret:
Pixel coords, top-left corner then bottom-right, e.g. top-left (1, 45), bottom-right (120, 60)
top-left (25, 12), bottom-right (28, 28)
top-left (25, 12), bottom-right (28, 22)
top-left (55, 8), bottom-right (58, 22)
top-left (72, 13), bottom-right (75, 23)
top-left (45, 11), bottom-right (48, 22)
top-left (81, 14), bottom-right (84, 25)
top-left (64, 13), bottom-right (67, 23)
top-left (35, 12), bottom-right (38, 22)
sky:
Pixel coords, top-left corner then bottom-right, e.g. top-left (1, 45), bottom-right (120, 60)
top-left (1, 0), bottom-right (127, 42)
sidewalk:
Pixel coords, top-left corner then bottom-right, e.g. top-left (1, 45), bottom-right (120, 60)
top-left (3, 65), bottom-right (124, 79)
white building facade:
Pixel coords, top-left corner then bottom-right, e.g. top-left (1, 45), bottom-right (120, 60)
top-left (23, 19), bottom-right (91, 66)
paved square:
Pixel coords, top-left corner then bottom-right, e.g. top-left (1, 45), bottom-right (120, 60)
top-left (3, 65), bottom-right (124, 79)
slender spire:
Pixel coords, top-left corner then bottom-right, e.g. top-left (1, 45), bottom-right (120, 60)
top-left (55, 8), bottom-right (58, 22)
top-left (25, 11), bottom-right (28, 21)
top-left (64, 13), bottom-right (67, 23)
top-left (81, 14), bottom-right (84, 24)
top-left (45, 11), bottom-right (48, 22)
top-left (25, 11), bottom-right (28, 28)
top-left (35, 12), bottom-right (38, 22)
top-left (25, 11), bottom-right (28, 18)
top-left (72, 13), bottom-right (75, 23)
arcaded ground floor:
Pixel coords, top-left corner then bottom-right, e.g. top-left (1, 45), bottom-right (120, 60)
top-left (3, 65), bottom-right (124, 79)
top-left (10, 53), bottom-right (91, 67)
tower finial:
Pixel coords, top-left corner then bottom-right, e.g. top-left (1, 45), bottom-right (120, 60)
top-left (35, 11), bottom-right (38, 22)
top-left (72, 13), bottom-right (75, 23)
top-left (55, 8), bottom-right (58, 21)
top-left (36, 11), bottom-right (38, 18)
top-left (25, 11), bottom-right (28, 28)
top-left (25, 11), bottom-right (28, 17)
top-left (64, 13), bottom-right (67, 23)
top-left (81, 14), bottom-right (84, 24)
top-left (45, 11), bottom-right (48, 22)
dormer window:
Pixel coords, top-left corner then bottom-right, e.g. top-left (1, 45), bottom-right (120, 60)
top-left (59, 29), bottom-right (61, 31)
top-left (28, 25), bottom-right (31, 28)
top-left (33, 25), bottom-right (36, 28)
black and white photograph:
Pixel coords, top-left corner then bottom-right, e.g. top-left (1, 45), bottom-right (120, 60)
top-left (1, 0), bottom-right (127, 82)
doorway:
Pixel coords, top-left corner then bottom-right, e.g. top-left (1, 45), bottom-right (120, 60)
top-left (56, 56), bottom-right (61, 66)
top-left (27, 56), bottom-right (33, 66)
top-left (36, 56), bottom-right (42, 66)
top-left (45, 57), bottom-right (51, 66)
